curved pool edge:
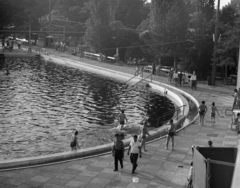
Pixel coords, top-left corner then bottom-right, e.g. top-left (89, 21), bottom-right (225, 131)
top-left (0, 56), bottom-right (197, 171)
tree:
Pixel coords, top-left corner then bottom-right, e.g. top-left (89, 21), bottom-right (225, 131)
top-left (140, 0), bottom-right (190, 68)
top-left (115, 0), bottom-right (149, 28)
top-left (84, 0), bottom-right (120, 55)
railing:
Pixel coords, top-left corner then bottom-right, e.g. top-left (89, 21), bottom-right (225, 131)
top-left (156, 105), bottom-right (187, 127)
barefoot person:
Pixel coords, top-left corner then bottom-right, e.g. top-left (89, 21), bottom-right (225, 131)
top-left (118, 110), bottom-right (128, 130)
top-left (199, 101), bottom-right (207, 125)
top-left (165, 119), bottom-right (175, 150)
top-left (112, 134), bottom-right (124, 171)
top-left (140, 119), bottom-right (151, 152)
top-left (127, 135), bottom-right (142, 174)
top-left (209, 102), bottom-right (220, 125)
top-left (70, 130), bottom-right (80, 151)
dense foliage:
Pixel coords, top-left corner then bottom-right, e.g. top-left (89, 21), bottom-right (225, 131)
top-left (1, 0), bottom-right (240, 78)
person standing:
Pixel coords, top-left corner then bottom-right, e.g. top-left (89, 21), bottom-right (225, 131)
top-left (199, 101), bottom-right (207, 126)
top-left (118, 110), bottom-right (128, 130)
top-left (165, 119), bottom-right (175, 150)
top-left (187, 162), bottom-right (193, 188)
top-left (208, 140), bottom-right (213, 147)
top-left (233, 89), bottom-right (238, 109)
top-left (112, 134), bottom-right (124, 171)
top-left (178, 71), bottom-right (183, 85)
top-left (190, 71), bottom-right (197, 90)
top-left (127, 135), bottom-right (142, 174)
top-left (209, 102), bottom-right (220, 125)
top-left (70, 130), bottom-right (80, 151)
top-left (173, 70), bottom-right (179, 86)
top-left (169, 68), bottom-right (174, 82)
top-left (140, 119), bottom-right (151, 152)
top-left (152, 61), bottom-right (156, 75)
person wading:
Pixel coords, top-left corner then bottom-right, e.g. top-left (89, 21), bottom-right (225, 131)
top-left (112, 133), bottom-right (124, 171)
top-left (127, 135), bottom-right (142, 174)
top-left (70, 130), bottom-right (80, 151)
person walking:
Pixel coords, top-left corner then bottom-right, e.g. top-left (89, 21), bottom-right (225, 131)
top-left (209, 102), bottom-right (220, 125)
top-left (70, 130), bottom-right (80, 151)
top-left (140, 119), bottom-right (151, 152)
top-left (199, 101), bottom-right (207, 126)
top-left (165, 119), bottom-right (175, 150)
top-left (190, 71), bottom-right (197, 90)
top-left (127, 135), bottom-right (142, 174)
top-left (118, 110), bottom-right (128, 130)
top-left (112, 134), bottom-right (124, 171)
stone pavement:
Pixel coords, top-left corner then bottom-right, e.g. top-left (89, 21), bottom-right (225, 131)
top-left (0, 47), bottom-right (239, 188)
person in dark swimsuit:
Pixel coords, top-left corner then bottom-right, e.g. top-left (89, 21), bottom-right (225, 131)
top-left (199, 101), bottom-right (207, 126)
top-left (165, 119), bottom-right (175, 150)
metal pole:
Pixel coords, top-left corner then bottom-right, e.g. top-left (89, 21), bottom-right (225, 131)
top-left (237, 42), bottom-right (240, 89)
top-left (212, 0), bottom-right (220, 85)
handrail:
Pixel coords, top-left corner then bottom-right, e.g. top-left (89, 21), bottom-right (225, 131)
top-left (156, 105), bottom-right (187, 127)
top-left (121, 68), bottom-right (144, 86)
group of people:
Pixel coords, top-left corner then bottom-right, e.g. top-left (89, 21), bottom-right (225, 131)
top-left (169, 69), bottom-right (197, 90)
top-left (1, 37), bottom-right (15, 51)
top-left (127, 57), bottom-right (147, 66)
top-left (55, 41), bottom-right (69, 52)
top-left (198, 101), bottom-right (220, 126)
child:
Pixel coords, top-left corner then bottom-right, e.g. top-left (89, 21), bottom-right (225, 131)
top-left (209, 102), bottom-right (220, 125)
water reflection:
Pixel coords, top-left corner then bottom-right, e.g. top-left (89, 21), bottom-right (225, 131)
top-left (0, 59), bottom-right (174, 159)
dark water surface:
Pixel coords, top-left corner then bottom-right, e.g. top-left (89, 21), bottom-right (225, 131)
top-left (0, 59), bottom-right (174, 159)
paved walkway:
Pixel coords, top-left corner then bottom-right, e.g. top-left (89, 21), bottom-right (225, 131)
top-left (0, 48), bottom-right (239, 188)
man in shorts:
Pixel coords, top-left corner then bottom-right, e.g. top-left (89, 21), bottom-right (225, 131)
top-left (165, 119), bottom-right (175, 150)
top-left (118, 110), bottom-right (128, 130)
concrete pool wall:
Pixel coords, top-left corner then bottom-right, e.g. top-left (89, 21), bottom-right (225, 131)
top-left (0, 55), bottom-right (197, 170)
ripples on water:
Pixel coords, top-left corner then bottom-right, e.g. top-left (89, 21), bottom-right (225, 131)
top-left (0, 59), bottom-right (174, 159)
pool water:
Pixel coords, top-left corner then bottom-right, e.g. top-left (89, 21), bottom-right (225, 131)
top-left (0, 59), bottom-right (174, 159)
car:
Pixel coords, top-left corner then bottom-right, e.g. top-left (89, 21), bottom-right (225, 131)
top-left (144, 65), bottom-right (152, 73)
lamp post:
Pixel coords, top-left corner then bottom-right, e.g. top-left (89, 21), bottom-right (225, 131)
top-left (212, 0), bottom-right (220, 85)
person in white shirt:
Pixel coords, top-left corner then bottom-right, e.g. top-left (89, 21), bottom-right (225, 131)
top-left (187, 162), bottom-right (193, 188)
top-left (127, 135), bottom-right (142, 174)
top-left (173, 70), bottom-right (178, 86)
top-left (190, 71), bottom-right (197, 90)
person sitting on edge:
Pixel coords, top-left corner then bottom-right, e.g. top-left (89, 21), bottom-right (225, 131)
top-left (165, 119), bottom-right (175, 150)
top-left (70, 130), bottom-right (80, 151)
top-left (118, 110), bottom-right (128, 130)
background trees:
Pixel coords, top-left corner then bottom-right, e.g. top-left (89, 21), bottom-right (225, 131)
top-left (1, 0), bottom-right (240, 79)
